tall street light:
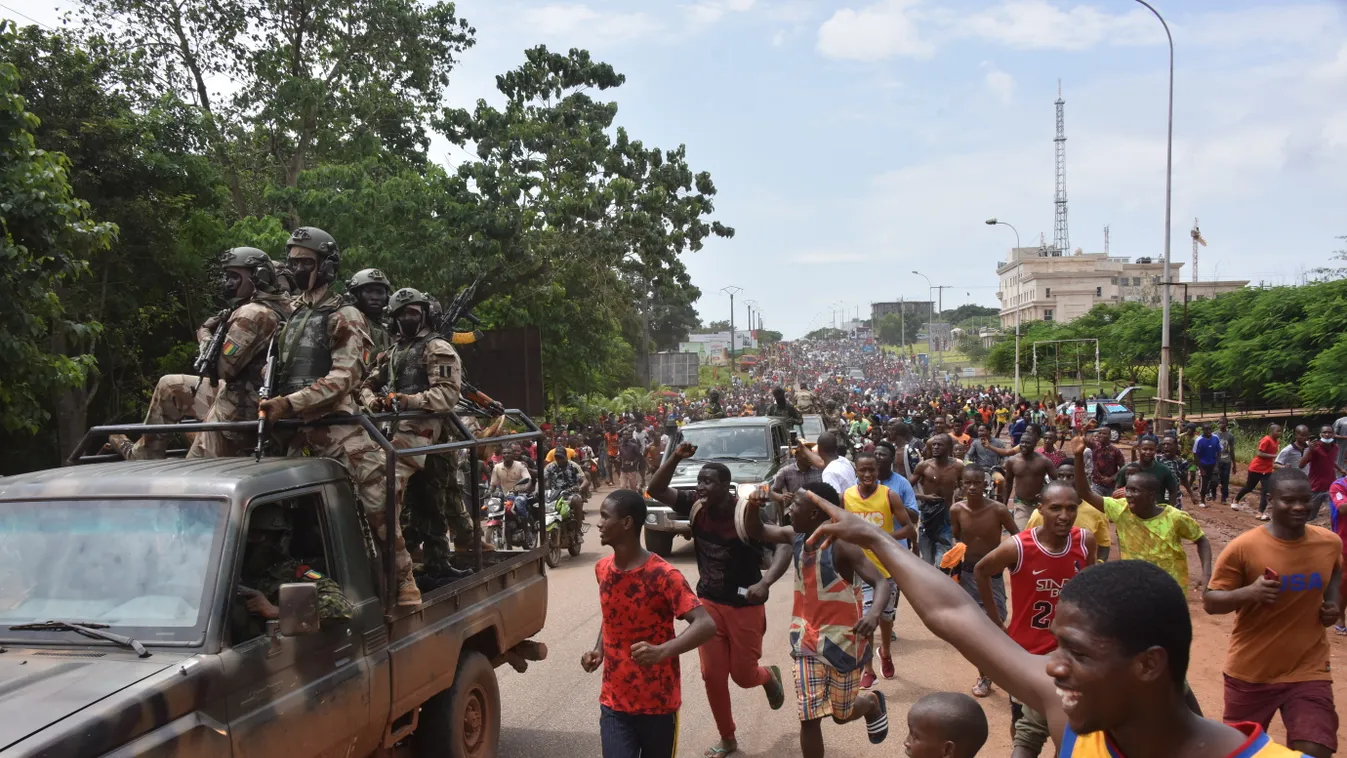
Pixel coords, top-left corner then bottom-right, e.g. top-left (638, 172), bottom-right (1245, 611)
top-left (986, 218), bottom-right (1022, 398)
top-left (721, 286), bottom-right (743, 363)
top-left (911, 270), bottom-right (934, 371)
top-left (1134, 0), bottom-right (1175, 431)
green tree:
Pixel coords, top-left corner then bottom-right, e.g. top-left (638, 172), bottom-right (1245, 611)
top-left (0, 24), bottom-right (116, 449)
top-left (805, 327), bottom-right (846, 341)
top-left (876, 313), bottom-right (915, 346)
top-left (698, 320), bottom-right (731, 333)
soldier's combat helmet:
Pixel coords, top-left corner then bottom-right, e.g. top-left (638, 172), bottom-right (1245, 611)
top-left (286, 226), bottom-right (341, 287)
top-left (388, 287), bottom-right (431, 315)
top-left (347, 268), bottom-right (392, 293)
top-left (218, 247), bottom-right (282, 294)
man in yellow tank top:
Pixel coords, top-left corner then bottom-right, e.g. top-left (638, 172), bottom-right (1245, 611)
top-left (844, 451), bottom-right (916, 689)
top-left (804, 504), bottom-right (1306, 758)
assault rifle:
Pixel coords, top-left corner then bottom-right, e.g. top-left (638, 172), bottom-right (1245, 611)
top-left (254, 331), bottom-right (281, 461)
top-left (437, 275), bottom-right (503, 418)
top-left (193, 308), bottom-right (233, 389)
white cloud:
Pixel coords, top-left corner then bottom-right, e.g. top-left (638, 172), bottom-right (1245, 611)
top-left (771, 29), bottom-right (787, 47)
top-left (984, 65), bottom-right (1015, 104)
top-left (684, 0), bottom-right (756, 26)
top-left (960, 0), bottom-right (1163, 51)
top-left (816, 0), bottom-right (935, 61)
top-left (789, 250), bottom-right (885, 264)
top-left (521, 4), bottom-right (662, 42)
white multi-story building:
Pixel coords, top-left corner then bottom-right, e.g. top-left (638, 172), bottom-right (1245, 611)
top-left (997, 247), bottom-right (1249, 329)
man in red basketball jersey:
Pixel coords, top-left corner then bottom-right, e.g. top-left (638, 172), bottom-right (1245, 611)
top-left (975, 480), bottom-right (1096, 757)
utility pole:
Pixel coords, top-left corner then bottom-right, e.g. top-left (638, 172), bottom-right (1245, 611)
top-left (933, 285), bottom-right (953, 357)
top-left (721, 286), bottom-right (742, 363)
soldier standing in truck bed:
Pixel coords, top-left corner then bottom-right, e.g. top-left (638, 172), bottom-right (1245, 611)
top-left (256, 227), bottom-right (418, 606)
top-left (361, 288), bottom-right (462, 586)
top-left (184, 248), bottom-right (293, 458)
top-left (345, 268), bottom-right (394, 381)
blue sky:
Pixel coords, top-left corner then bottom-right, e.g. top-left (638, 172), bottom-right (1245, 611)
top-left (6, 0), bottom-right (1346, 338)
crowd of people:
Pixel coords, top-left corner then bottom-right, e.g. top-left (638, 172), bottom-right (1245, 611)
top-left (578, 337), bottom-right (1344, 758)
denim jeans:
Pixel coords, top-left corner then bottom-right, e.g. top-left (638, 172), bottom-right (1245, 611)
top-left (919, 520), bottom-right (954, 567)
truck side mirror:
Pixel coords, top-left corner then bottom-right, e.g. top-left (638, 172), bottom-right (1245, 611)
top-left (278, 582), bottom-right (321, 636)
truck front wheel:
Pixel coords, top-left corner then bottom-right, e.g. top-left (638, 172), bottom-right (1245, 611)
top-left (413, 651), bottom-right (500, 758)
top-left (645, 529), bottom-right (674, 558)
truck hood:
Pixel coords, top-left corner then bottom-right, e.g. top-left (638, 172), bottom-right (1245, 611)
top-left (669, 458), bottom-right (775, 489)
top-left (0, 651), bottom-right (177, 751)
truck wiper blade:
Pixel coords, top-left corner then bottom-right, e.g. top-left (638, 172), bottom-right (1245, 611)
top-left (8, 620), bottom-right (150, 658)
top-left (705, 456), bottom-right (759, 462)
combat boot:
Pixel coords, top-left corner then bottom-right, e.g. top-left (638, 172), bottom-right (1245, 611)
top-left (397, 579), bottom-right (422, 607)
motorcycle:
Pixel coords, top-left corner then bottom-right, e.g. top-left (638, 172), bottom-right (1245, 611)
top-left (543, 486), bottom-right (588, 568)
top-left (482, 477), bottom-right (537, 550)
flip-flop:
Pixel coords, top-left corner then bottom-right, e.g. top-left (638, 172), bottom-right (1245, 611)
top-left (865, 690), bottom-right (890, 744)
top-left (702, 745), bottom-right (737, 757)
top-left (765, 665), bottom-right (785, 711)
top-left (1334, 625), bottom-right (1347, 636)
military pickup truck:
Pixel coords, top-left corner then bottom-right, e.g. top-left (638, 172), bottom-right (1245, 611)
top-left (0, 410), bottom-right (548, 758)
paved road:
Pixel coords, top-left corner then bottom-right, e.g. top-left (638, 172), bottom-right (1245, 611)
top-left (497, 486), bottom-right (1021, 757)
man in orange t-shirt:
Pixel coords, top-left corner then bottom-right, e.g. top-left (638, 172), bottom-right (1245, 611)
top-left (1235, 423), bottom-right (1282, 518)
top-left (1204, 467), bottom-right (1342, 758)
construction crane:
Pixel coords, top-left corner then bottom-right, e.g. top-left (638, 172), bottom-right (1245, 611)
top-left (1191, 218), bottom-right (1206, 282)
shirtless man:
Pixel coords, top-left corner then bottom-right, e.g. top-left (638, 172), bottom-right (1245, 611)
top-left (910, 433), bottom-right (963, 566)
top-left (949, 464), bottom-right (1019, 699)
top-left (1002, 429), bottom-right (1058, 530)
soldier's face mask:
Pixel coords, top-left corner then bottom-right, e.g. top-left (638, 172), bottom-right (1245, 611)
top-left (356, 285), bottom-right (390, 318)
top-left (395, 307), bottom-right (423, 338)
top-left (286, 252), bottom-right (319, 291)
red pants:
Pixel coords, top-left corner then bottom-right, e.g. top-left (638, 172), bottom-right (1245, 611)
top-left (698, 599), bottom-right (772, 741)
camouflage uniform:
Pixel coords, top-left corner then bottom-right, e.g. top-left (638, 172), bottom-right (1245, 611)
top-left (705, 400), bottom-right (727, 419)
top-left (271, 286), bottom-right (391, 578)
top-left (234, 558), bottom-right (353, 640)
top-left (187, 292), bottom-right (292, 458)
top-left (361, 325), bottom-right (462, 575)
top-left (124, 369), bottom-right (218, 459)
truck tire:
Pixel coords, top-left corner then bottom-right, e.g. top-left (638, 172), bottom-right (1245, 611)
top-left (413, 651), bottom-right (500, 758)
top-left (645, 529), bottom-right (674, 558)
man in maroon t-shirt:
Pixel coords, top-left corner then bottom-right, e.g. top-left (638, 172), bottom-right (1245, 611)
top-left (1300, 426), bottom-right (1346, 518)
top-left (583, 489), bottom-right (715, 758)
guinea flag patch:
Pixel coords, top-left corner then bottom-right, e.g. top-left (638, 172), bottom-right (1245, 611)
top-left (222, 339), bottom-right (240, 357)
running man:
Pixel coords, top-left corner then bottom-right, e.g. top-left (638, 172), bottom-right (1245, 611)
top-left (1002, 429), bottom-right (1058, 530)
top-left (949, 464), bottom-right (1019, 698)
top-left (974, 480), bottom-right (1095, 758)
top-left (742, 482), bottom-right (893, 756)
top-left (845, 451), bottom-right (917, 688)
top-left (910, 434), bottom-right (964, 566)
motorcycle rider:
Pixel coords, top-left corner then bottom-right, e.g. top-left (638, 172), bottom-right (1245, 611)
top-left (489, 444), bottom-right (534, 519)
top-left (255, 228), bottom-right (414, 605)
top-left (360, 287), bottom-right (462, 581)
top-left (186, 248), bottom-right (293, 458)
top-left (544, 442), bottom-right (591, 523)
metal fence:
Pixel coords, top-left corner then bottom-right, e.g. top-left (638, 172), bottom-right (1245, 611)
top-left (648, 352), bottom-right (700, 387)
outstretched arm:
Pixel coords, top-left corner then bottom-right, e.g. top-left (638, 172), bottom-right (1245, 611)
top-left (807, 500), bottom-right (1061, 737)
top-left (743, 490), bottom-right (798, 545)
top-left (646, 442), bottom-right (694, 507)
top-left (1071, 437), bottom-right (1105, 509)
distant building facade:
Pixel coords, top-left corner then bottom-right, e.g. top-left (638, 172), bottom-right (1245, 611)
top-left (996, 247), bottom-right (1248, 329)
top-left (871, 300), bottom-right (934, 325)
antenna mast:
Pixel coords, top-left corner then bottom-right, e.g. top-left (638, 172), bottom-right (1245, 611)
top-left (1053, 79), bottom-right (1069, 258)
top-left (1190, 218), bottom-right (1206, 282)
top-left (1103, 224), bottom-right (1110, 255)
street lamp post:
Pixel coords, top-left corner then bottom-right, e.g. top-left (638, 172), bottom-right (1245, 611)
top-left (721, 286), bottom-right (743, 363)
top-left (911, 270), bottom-right (934, 372)
top-left (1133, 0), bottom-right (1175, 431)
top-left (986, 218), bottom-right (1022, 399)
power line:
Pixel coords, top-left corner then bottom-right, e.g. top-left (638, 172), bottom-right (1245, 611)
top-left (0, 3), bottom-right (58, 30)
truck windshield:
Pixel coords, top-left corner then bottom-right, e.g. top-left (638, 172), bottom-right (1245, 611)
top-left (800, 416), bottom-right (825, 440)
top-left (681, 427), bottom-right (769, 460)
top-left (0, 499), bottom-right (226, 634)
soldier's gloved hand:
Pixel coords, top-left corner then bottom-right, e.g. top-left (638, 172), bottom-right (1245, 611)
top-left (367, 395), bottom-right (387, 412)
top-left (387, 392), bottom-right (410, 410)
top-left (259, 396), bottom-right (294, 421)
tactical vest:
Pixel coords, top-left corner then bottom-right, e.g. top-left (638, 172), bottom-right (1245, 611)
top-left (232, 299), bottom-right (290, 388)
top-left (387, 335), bottom-right (433, 395)
top-left (277, 301), bottom-right (337, 395)
top-left (369, 322), bottom-right (393, 362)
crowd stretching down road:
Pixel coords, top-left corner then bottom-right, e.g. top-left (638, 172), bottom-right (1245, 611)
top-left (539, 337), bottom-right (1344, 758)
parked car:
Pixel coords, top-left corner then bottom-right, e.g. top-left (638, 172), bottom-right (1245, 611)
top-left (1056, 399), bottom-right (1135, 441)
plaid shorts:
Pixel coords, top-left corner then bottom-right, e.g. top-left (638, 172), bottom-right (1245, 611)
top-left (793, 655), bottom-right (862, 722)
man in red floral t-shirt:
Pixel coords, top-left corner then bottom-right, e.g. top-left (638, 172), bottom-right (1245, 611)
top-left (582, 489), bottom-right (716, 758)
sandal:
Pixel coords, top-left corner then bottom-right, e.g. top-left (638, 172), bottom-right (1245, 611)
top-left (702, 743), bottom-right (737, 757)
top-left (1334, 625), bottom-right (1347, 636)
top-left (972, 677), bottom-right (993, 698)
top-left (764, 664), bottom-right (785, 711)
